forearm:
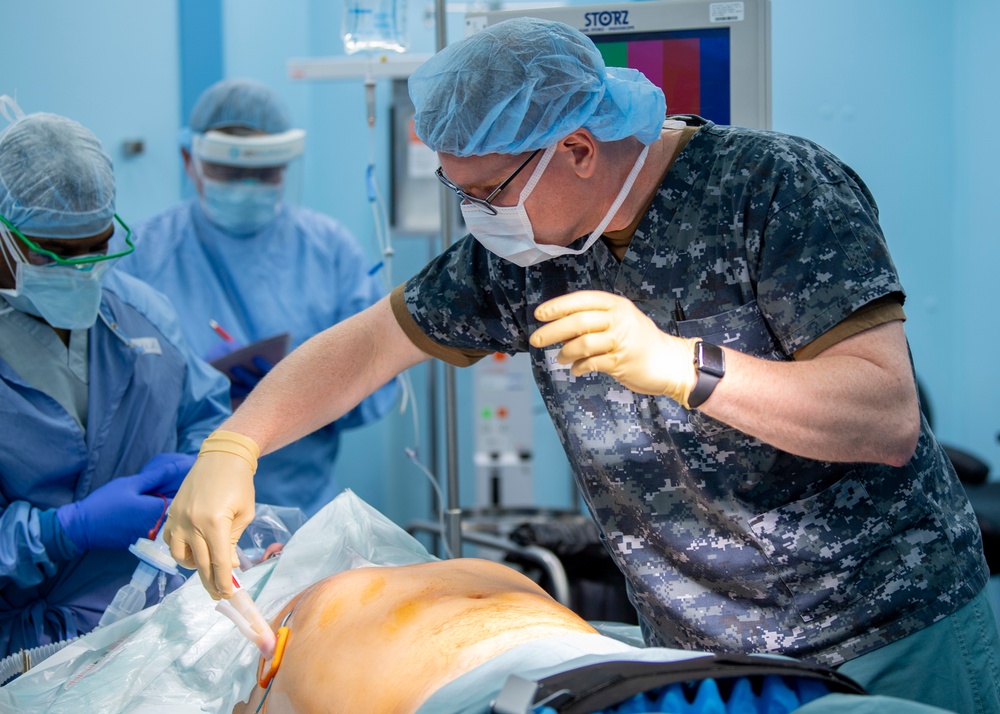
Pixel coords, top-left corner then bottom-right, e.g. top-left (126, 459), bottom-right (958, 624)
top-left (700, 321), bottom-right (920, 466)
top-left (221, 296), bottom-right (428, 455)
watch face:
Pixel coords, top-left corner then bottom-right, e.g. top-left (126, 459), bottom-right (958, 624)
top-left (697, 342), bottom-right (725, 377)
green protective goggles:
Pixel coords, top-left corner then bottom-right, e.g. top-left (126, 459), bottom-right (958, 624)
top-left (0, 213), bottom-right (135, 266)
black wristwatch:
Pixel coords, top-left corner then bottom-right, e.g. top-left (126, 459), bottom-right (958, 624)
top-left (687, 341), bottom-right (725, 409)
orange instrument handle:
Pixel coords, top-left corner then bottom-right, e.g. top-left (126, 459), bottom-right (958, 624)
top-left (257, 626), bottom-right (290, 689)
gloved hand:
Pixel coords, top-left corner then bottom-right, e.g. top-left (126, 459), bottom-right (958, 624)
top-left (163, 430), bottom-right (259, 599)
top-left (529, 290), bottom-right (700, 407)
top-left (204, 342), bottom-right (273, 401)
top-left (229, 355), bottom-right (274, 400)
top-left (56, 452), bottom-right (197, 553)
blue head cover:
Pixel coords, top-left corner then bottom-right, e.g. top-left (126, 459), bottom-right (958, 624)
top-left (189, 78), bottom-right (292, 135)
top-left (408, 17), bottom-right (666, 156)
top-left (0, 111), bottom-right (115, 239)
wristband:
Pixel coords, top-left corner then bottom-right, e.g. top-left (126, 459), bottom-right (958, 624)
top-left (687, 341), bottom-right (725, 409)
top-left (198, 430), bottom-right (261, 470)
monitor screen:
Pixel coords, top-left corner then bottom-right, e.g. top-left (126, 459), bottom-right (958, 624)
top-left (592, 27), bottom-right (732, 124)
top-left (465, 0), bottom-right (770, 130)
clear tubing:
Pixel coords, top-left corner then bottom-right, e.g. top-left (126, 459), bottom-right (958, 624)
top-left (0, 637), bottom-right (79, 686)
top-left (97, 521), bottom-right (180, 630)
top-left (97, 561), bottom-right (158, 628)
top-left (215, 573), bottom-right (276, 660)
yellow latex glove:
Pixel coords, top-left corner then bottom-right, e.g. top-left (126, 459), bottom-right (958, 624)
top-left (163, 430), bottom-right (259, 599)
top-left (530, 291), bottom-right (700, 407)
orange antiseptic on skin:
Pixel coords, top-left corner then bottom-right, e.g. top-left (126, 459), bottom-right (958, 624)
top-left (384, 597), bottom-right (429, 634)
top-left (359, 575), bottom-right (386, 604)
top-left (318, 598), bottom-right (343, 629)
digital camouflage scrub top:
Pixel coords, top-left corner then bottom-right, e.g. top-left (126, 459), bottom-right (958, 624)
top-left (400, 119), bottom-right (988, 666)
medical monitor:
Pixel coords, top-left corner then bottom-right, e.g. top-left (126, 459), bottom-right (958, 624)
top-left (465, 0), bottom-right (771, 130)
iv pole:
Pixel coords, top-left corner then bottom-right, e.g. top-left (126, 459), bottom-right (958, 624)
top-left (431, 0), bottom-right (464, 562)
top-left (285, 7), bottom-right (456, 554)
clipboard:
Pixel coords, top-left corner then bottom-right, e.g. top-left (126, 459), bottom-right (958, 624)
top-left (209, 332), bottom-right (291, 382)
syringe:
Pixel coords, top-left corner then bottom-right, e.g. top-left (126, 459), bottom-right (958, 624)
top-left (215, 572), bottom-right (277, 660)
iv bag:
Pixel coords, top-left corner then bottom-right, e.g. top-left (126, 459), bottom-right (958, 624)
top-left (342, 0), bottom-right (408, 55)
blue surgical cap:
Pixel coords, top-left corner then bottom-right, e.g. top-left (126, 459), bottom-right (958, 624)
top-left (408, 17), bottom-right (666, 156)
top-left (189, 78), bottom-right (291, 135)
top-left (0, 113), bottom-right (115, 239)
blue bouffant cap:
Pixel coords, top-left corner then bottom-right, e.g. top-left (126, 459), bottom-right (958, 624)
top-left (189, 78), bottom-right (291, 135)
top-left (0, 111), bottom-right (115, 239)
top-left (408, 17), bottom-right (666, 156)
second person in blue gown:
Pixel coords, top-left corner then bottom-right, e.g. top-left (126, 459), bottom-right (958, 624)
top-left (121, 78), bottom-right (398, 516)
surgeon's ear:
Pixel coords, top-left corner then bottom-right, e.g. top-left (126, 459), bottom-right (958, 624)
top-left (559, 129), bottom-right (598, 179)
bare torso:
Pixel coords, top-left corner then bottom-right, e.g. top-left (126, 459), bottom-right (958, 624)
top-left (236, 558), bottom-right (597, 713)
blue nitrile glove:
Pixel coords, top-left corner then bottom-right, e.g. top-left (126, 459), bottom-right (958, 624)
top-left (56, 453), bottom-right (197, 553)
top-left (229, 355), bottom-right (274, 400)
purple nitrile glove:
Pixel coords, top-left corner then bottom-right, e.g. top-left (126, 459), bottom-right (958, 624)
top-left (56, 453), bottom-right (197, 552)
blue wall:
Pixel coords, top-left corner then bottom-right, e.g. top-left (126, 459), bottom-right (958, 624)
top-left (0, 2), bottom-right (180, 226)
top-left (950, 0), bottom-right (1000, 475)
top-left (772, 0), bottom-right (997, 478)
top-left (1, 0), bottom-right (996, 535)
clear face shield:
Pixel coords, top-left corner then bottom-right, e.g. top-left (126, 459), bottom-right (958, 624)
top-left (191, 129), bottom-right (306, 235)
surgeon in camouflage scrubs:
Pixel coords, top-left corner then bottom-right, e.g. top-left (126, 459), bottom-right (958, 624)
top-left (165, 17), bottom-right (1000, 713)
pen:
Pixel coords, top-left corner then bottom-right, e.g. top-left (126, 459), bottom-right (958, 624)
top-left (673, 300), bottom-right (686, 323)
top-left (209, 319), bottom-right (235, 343)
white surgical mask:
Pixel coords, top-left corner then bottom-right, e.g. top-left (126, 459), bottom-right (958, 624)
top-left (200, 178), bottom-right (283, 235)
top-left (463, 144), bottom-right (649, 268)
top-left (0, 259), bottom-right (110, 329)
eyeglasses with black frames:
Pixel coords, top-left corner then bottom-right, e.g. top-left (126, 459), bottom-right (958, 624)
top-left (434, 149), bottom-right (542, 216)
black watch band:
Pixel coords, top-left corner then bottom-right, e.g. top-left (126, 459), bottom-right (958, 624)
top-left (688, 341), bottom-right (725, 409)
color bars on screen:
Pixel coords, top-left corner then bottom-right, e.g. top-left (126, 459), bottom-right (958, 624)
top-left (594, 28), bottom-right (731, 125)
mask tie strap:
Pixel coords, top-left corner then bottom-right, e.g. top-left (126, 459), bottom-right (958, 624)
top-left (536, 143), bottom-right (649, 258)
top-left (588, 144), bottom-right (649, 240)
top-left (0, 96), bottom-right (27, 316)
top-left (515, 145), bottom-right (557, 203)
top-left (0, 95), bottom-right (25, 126)
top-left (0, 217), bottom-right (26, 309)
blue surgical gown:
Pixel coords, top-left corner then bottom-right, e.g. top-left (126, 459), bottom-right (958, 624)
top-left (0, 270), bottom-right (231, 656)
top-left (120, 199), bottom-right (398, 515)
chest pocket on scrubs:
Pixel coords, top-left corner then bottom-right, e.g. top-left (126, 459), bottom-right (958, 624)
top-left (747, 473), bottom-right (904, 623)
top-left (675, 299), bottom-right (785, 437)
